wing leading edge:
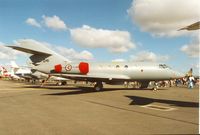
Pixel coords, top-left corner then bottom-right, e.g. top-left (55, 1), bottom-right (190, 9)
top-left (8, 46), bottom-right (52, 56)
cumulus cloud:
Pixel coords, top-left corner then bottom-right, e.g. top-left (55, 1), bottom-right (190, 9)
top-left (70, 25), bottom-right (136, 53)
top-left (55, 46), bottom-right (94, 61)
top-left (130, 51), bottom-right (169, 62)
top-left (180, 41), bottom-right (199, 58)
top-left (0, 42), bottom-right (23, 60)
top-left (42, 15), bottom-right (67, 31)
top-left (25, 16), bottom-right (136, 54)
top-left (25, 18), bottom-right (41, 28)
top-left (192, 63), bottom-right (199, 69)
top-left (14, 39), bottom-right (93, 61)
top-left (111, 59), bottom-right (126, 62)
top-left (128, 0), bottom-right (200, 37)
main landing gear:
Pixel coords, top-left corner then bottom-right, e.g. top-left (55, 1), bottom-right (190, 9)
top-left (139, 81), bottom-right (150, 89)
top-left (94, 82), bottom-right (103, 91)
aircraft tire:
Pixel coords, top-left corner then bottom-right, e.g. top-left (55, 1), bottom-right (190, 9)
top-left (94, 82), bottom-right (103, 91)
top-left (61, 81), bottom-right (67, 85)
top-left (139, 81), bottom-right (150, 89)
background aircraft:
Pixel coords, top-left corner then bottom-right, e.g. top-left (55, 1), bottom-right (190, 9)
top-left (8, 41), bottom-right (184, 91)
top-left (0, 66), bottom-right (7, 78)
top-left (0, 64), bottom-right (21, 79)
top-left (10, 61), bottom-right (68, 85)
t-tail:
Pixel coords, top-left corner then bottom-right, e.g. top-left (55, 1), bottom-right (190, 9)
top-left (8, 39), bottom-right (69, 74)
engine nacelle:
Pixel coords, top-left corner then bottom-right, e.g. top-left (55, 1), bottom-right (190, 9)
top-left (54, 62), bottom-right (89, 75)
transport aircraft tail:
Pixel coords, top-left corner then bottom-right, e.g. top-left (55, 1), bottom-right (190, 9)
top-left (8, 40), bottom-right (67, 68)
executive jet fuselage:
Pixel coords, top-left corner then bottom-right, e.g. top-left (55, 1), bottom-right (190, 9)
top-left (8, 41), bottom-right (184, 91)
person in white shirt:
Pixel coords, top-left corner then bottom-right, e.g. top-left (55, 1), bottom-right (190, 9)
top-left (188, 75), bottom-right (195, 89)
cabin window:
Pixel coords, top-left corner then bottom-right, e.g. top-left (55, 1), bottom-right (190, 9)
top-left (124, 65), bottom-right (128, 68)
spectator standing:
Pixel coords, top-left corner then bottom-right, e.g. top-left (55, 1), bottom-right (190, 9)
top-left (188, 75), bottom-right (195, 89)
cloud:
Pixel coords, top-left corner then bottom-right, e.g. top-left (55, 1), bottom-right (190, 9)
top-left (130, 51), bottom-right (169, 62)
top-left (192, 63), bottom-right (199, 69)
top-left (180, 43), bottom-right (199, 58)
top-left (0, 42), bottom-right (23, 60)
top-left (128, 0), bottom-right (200, 37)
top-left (25, 18), bottom-right (41, 28)
top-left (25, 16), bottom-right (136, 54)
top-left (14, 39), bottom-right (93, 61)
top-left (70, 25), bottom-right (136, 53)
top-left (42, 15), bottom-right (67, 31)
top-left (55, 46), bottom-right (94, 61)
top-left (111, 59), bottom-right (126, 62)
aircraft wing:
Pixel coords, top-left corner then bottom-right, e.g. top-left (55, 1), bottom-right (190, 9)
top-left (8, 46), bottom-right (52, 56)
top-left (52, 73), bottom-right (130, 82)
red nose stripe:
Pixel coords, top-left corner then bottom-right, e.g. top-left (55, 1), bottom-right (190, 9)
top-left (79, 62), bottom-right (89, 74)
top-left (54, 64), bottom-right (62, 73)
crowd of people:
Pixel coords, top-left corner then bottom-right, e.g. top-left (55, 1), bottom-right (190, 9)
top-left (157, 75), bottom-right (199, 89)
top-left (123, 75), bottom-right (199, 90)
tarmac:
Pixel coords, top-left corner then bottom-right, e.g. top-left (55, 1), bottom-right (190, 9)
top-left (0, 79), bottom-right (199, 135)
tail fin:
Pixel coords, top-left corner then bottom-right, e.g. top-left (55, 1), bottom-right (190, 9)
top-left (0, 66), bottom-right (3, 76)
top-left (2, 67), bottom-right (7, 73)
top-left (10, 61), bottom-right (19, 68)
top-left (8, 39), bottom-right (68, 73)
top-left (8, 39), bottom-right (53, 56)
top-left (8, 39), bottom-right (58, 65)
top-left (0, 66), bottom-right (8, 77)
top-left (10, 61), bottom-right (20, 73)
top-left (186, 68), bottom-right (193, 76)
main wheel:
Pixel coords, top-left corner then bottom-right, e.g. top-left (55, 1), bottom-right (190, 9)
top-left (139, 81), bottom-right (150, 89)
top-left (94, 82), bottom-right (103, 91)
top-left (61, 81), bottom-right (67, 85)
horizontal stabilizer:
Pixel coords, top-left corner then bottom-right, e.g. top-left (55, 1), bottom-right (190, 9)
top-left (8, 46), bottom-right (52, 56)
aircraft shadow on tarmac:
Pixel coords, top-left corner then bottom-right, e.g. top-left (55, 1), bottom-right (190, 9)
top-left (125, 95), bottom-right (199, 108)
top-left (42, 86), bottom-right (163, 96)
top-left (43, 87), bottom-right (122, 96)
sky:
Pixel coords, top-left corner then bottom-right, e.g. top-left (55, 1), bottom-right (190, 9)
top-left (0, 0), bottom-right (199, 75)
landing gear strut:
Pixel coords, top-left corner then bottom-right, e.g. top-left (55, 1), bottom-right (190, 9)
top-left (94, 82), bottom-right (103, 91)
top-left (153, 82), bottom-right (158, 91)
top-left (41, 75), bottom-right (51, 87)
top-left (139, 81), bottom-right (150, 89)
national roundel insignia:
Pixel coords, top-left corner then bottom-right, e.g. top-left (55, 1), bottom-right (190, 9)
top-left (65, 64), bottom-right (72, 71)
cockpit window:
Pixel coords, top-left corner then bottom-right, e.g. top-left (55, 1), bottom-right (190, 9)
top-left (159, 64), bottom-right (170, 69)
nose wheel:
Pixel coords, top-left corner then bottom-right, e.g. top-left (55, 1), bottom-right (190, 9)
top-left (94, 82), bottom-right (103, 91)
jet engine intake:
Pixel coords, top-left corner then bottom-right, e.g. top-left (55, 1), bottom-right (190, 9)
top-left (54, 62), bottom-right (89, 75)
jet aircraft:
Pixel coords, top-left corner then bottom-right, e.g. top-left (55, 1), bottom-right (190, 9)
top-left (9, 61), bottom-right (68, 85)
top-left (8, 41), bottom-right (184, 91)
